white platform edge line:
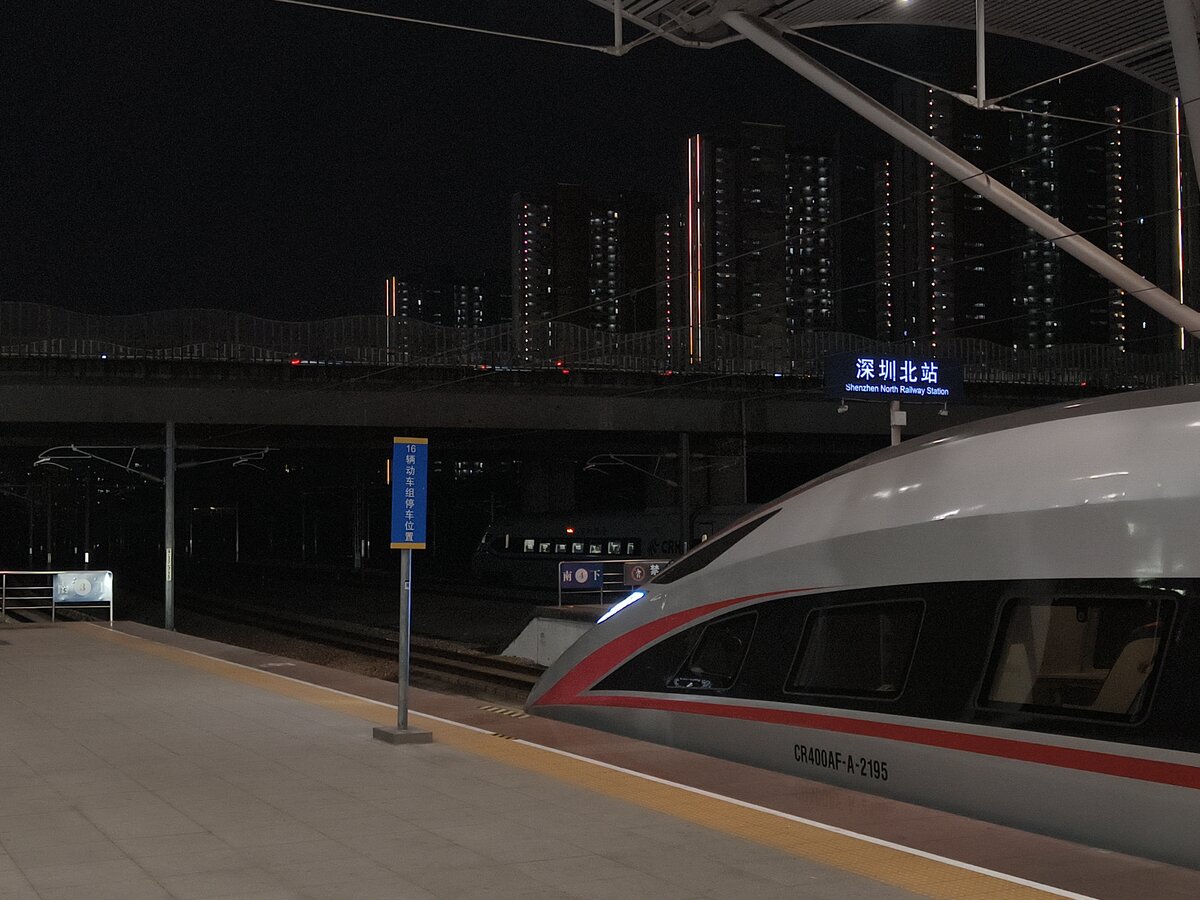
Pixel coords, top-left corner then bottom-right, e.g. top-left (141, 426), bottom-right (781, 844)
top-left (513, 738), bottom-right (1097, 900)
top-left (96, 625), bottom-right (1096, 899)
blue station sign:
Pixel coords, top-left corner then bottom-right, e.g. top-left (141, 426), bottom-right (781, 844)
top-left (825, 352), bottom-right (964, 403)
top-left (390, 437), bottom-right (428, 549)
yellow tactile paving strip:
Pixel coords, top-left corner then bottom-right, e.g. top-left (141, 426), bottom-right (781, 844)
top-left (76, 624), bottom-right (1073, 900)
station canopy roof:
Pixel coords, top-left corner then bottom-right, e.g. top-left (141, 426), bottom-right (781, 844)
top-left (590, 0), bottom-right (1192, 95)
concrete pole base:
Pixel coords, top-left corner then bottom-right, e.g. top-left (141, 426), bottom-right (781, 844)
top-left (372, 725), bottom-right (433, 745)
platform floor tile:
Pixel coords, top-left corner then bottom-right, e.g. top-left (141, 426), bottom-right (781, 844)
top-left (0, 624), bottom-right (939, 899)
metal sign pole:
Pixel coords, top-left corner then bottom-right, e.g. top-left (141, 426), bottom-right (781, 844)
top-left (164, 421), bottom-right (176, 631)
top-left (397, 547), bottom-right (412, 731)
top-left (890, 401), bottom-right (905, 446)
top-left (374, 436), bottom-right (432, 745)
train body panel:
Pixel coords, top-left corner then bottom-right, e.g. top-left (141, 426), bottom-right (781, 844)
top-left (528, 386), bottom-right (1200, 867)
top-left (553, 696), bottom-right (1200, 867)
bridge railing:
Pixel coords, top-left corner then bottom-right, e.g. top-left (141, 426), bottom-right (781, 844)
top-left (0, 302), bottom-right (1195, 388)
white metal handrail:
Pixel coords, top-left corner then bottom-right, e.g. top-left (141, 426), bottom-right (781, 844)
top-left (0, 570), bottom-right (114, 624)
top-left (556, 558), bottom-right (672, 607)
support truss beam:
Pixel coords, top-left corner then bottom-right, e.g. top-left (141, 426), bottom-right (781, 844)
top-left (723, 11), bottom-right (1200, 340)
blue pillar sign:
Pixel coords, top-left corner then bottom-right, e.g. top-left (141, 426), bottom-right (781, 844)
top-left (390, 437), bottom-right (428, 549)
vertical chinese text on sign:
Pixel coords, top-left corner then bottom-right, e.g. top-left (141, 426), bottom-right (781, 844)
top-left (390, 438), bottom-right (428, 549)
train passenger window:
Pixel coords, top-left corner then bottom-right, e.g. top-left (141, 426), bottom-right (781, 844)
top-left (982, 596), bottom-right (1171, 721)
top-left (668, 612), bottom-right (757, 691)
top-left (786, 601), bottom-right (924, 699)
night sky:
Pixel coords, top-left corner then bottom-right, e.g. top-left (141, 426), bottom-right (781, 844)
top-left (5, 2), bottom-right (1132, 320)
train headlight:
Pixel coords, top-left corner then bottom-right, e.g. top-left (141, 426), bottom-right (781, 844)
top-left (597, 590), bottom-right (645, 624)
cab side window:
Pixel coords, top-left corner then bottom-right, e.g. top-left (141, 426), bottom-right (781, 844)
top-left (668, 612), bottom-right (757, 691)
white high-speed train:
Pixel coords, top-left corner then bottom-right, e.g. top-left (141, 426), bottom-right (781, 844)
top-left (528, 386), bottom-right (1200, 868)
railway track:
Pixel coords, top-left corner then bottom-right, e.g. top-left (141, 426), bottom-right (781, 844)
top-left (180, 594), bottom-right (545, 698)
top-left (4, 586), bottom-right (548, 700)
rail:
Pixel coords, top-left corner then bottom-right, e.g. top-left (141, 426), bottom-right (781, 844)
top-left (188, 594), bottom-right (543, 698)
top-left (0, 570), bottom-right (114, 624)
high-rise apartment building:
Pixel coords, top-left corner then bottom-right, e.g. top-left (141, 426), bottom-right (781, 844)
top-left (832, 153), bottom-right (879, 337)
top-left (785, 152), bottom-right (835, 332)
top-left (878, 84), bottom-right (1012, 347)
top-left (384, 276), bottom-right (422, 321)
top-left (588, 207), bottom-right (623, 333)
top-left (511, 186), bottom-right (653, 359)
top-left (735, 124), bottom-right (788, 349)
top-left (1011, 98), bottom-right (1063, 349)
top-left (385, 268), bottom-right (495, 329)
top-left (511, 193), bottom-right (554, 360)
top-left (873, 158), bottom-right (898, 342)
top-left (1008, 90), bottom-right (1184, 352)
top-left (452, 282), bottom-right (487, 329)
top-left (654, 209), bottom-right (685, 364)
top-left (682, 123), bottom-right (842, 360)
top-left (1062, 103), bottom-right (1121, 346)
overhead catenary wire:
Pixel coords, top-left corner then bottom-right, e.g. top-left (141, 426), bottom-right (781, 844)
top-left (786, 30), bottom-right (1177, 134)
top-left (786, 30), bottom-right (971, 102)
top-left (983, 35), bottom-right (1175, 106)
top-left (265, 0), bottom-right (615, 53)
top-left (989, 104), bottom-right (1176, 136)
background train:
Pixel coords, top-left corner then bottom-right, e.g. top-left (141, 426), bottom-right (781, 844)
top-left (528, 386), bottom-right (1200, 868)
top-left (471, 505), bottom-right (754, 588)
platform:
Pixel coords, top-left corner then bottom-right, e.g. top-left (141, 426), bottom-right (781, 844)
top-left (504, 604), bottom-right (605, 667)
top-left (1, 622), bottom-right (1197, 899)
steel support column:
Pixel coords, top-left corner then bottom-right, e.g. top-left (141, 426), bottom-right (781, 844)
top-left (678, 432), bottom-right (691, 551)
top-left (722, 11), bottom-right (1200, 339)
top-left (975, 0), bottom-right (987, 106)
top-left (1165, 0), bottom-right (1200, 189)
top-left (397, 548), bottom-right (412, 729)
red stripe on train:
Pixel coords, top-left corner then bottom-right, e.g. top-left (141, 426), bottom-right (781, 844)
top-left (532, 588), bottom-right (812, 709)
top-left (530, 587), bottom-right (1200, 790)
top-left (564, 694), bottom-right (1200, 790)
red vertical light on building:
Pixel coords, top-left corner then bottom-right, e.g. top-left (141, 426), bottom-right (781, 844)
top-left (1175, 98), bottom-right (1186, 351)
top-left (687, 134), bottom-right (704, 364)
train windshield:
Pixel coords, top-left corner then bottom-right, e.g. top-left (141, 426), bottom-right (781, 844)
top-left (653, 511), bottom-right (779, 584)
